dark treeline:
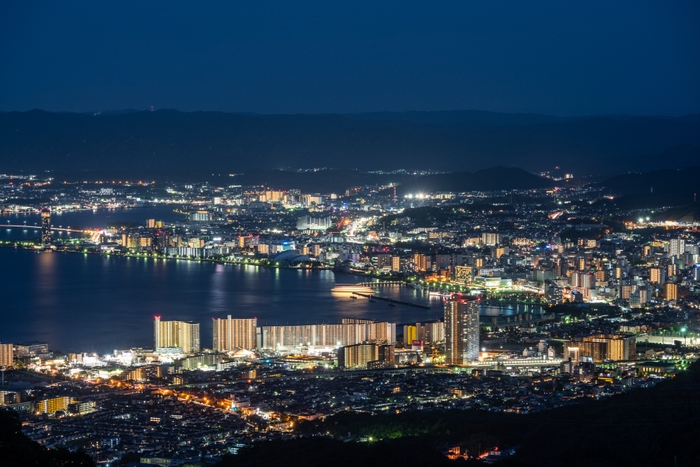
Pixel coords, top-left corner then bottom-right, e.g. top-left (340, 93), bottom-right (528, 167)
top-left (0, 408), bottom-right (94, 467)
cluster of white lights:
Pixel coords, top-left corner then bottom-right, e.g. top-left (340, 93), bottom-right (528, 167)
top-left (404, 193), bottom-right (426, 199)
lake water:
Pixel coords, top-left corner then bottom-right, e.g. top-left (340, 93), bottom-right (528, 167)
top-left (0, 208), bottom-right (542, 353)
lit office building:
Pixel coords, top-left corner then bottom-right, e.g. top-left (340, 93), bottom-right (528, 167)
top-left (154, 316), bottom-right (200, 354)
top-left (444, 297), bottom-right (480, 364)
top-left (213, 316), bottom-right (257, 351)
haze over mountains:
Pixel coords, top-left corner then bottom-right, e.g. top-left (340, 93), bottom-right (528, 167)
top-left (1, 109), bottom-right (699, 177)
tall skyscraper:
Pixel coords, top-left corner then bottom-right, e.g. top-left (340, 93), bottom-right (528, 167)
top-left (154, 316), bottom-right (200, 354)
top-left (41, 208), bottom-right (52, 246)
top-left (212, 316), bottom-right (257, 351)
top-left (444, 297), bottom-right (480, 364)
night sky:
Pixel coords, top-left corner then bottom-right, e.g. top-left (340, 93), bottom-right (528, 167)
top-left (1, 1), bottom-right (698, 116)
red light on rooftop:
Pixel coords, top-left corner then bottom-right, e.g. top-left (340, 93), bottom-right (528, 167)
top-left (154, 315), bottom-right (161, 319)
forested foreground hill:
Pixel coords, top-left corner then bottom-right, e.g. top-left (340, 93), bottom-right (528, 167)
top-left (0, 409), bottom-right (94, 467)
top-left (219, 361), bottom-right (700, 467)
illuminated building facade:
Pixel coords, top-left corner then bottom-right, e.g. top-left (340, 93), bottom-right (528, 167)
top-left (257, 319), bottom-right (396, 351)
top-left (296, 215), bottom-right (331, 230)
top-left (669, 238), bottom-right (685, 258)
top-left (412, 253), bottom-right (430, 272)
top-left (664, 282), bottom-right (678, 301)
top-left (0, 343), bottom-right (13, 368)
top-left (481, 232), bottom-right (501, 246)
top-left (37, 396), bottom-right (72, 415)
top-left (14, 342), bottom-right (48, 357)
top-left (455, 266), bottom-right (473, 284)
top-left (41, 208), bottom-right (51, 246)
top-left (213, 316), bottom-right (257, 351)
top-left (403, 321), bottom-right (444, 344)
top-left (444, 297), bottom-right (480, 364)
top-left (564, 334), bottom-right (636, 362)
top-left (154, 316), bottom-right (200, 354)
top-left (337, 343), bottom-right (379, 369)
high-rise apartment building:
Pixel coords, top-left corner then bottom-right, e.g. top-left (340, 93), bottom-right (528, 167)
top-left (404, 321), bottom-right (445, 344)
top-left (257, 319), bottom-right (396, 351)
top-left (481, 232), bottom-right (501, 247)
top-left (154, 316), bottom-right (200, 354)
top-left (412, 253), bottom-right (430, 272)
top-left (41, 208), bottom-right (51, 246)
top-left (213, 316), bottom-right (257, 351)
top-left (337, 343), bottom-right (378, 369)
top-left (669, 238), bottom-right (685, 258)
top-left (667, 263), bottom-right (678, 278)
top-left (0, 343), bottom-right (13, 368)
top-left (376, 253), bottom-right (392, 269)
top-left (404, 325), bottom-right (417, 345)
top-left (444, 297), bottom-right (480, 364)
top-left (664, 282), bottom-right (678, 301)
top-left (36, 396), bottom-right (72, 415)
top-left (570, 272), bottom-right (595, 289)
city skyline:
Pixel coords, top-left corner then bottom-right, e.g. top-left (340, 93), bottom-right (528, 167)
top-left (2, 2), bottom-right (699, 466)
top-left (1, 167), bottom-right (699, 466)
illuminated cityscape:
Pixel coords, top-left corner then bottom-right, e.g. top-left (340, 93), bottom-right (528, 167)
top-left (2, 2), bottom-right (700, 467)
top-left (1, 166), bottom-right (699, 465)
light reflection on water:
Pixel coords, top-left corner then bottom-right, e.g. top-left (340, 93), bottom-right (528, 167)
top-left (0, 211), bottom-right (543, 353)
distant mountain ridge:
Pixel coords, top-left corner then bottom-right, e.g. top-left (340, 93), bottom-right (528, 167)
top-left (595, 166), bottom-right (700, 210)
top-left (1, 109), bottom-right (699, 176)
top-left (398, 167), bottom-right (556, 195)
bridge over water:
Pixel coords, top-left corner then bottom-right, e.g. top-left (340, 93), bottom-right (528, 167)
top-left (3, 224), bottom-right (88, 233)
